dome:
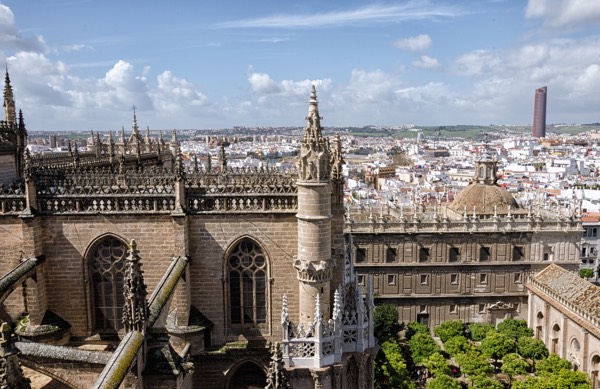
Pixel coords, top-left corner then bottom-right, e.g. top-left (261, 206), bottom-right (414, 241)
top-left (450, 182), bottom-right (519, 215)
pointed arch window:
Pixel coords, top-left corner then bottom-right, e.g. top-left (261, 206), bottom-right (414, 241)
top-left (90, 236), bottom-right (127, 334)
top-left (228, 239), bottom-right (267, 326)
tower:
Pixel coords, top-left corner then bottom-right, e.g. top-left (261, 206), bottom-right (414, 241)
top-left (295, 85), bottom-right (333, 323)
top-left (532, 86), bottom-right (547, 138)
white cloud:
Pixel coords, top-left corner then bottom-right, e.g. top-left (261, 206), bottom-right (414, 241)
top-left (248, 73), bottom-right (281, 94)
top-left (412, 55), bottom-right (441, 70)
top-left (153, 70), bottom-right (208, 114)
top-left (393, 34), bottom-right (432, 52)
top-left (216, 4), bottom-right (462, 29)
top-left (525, 0), bottom-right (600, 28)
top-left (0, 4), bottom-right (45, 52)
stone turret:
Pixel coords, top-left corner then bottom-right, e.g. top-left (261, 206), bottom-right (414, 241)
top-left (295, 85), bottom-right (333, 323)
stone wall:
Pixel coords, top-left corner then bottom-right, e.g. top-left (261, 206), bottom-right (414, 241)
top-left (0, 153), bottom-right (16, 186)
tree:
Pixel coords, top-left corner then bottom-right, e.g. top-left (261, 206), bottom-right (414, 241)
top-left (536, 353), bottom-right (572, 375)
top-left (374, 304), bottom-right (401, 342)
top-left (423, 352), bottom-right (450, 378)
top-left (409, 332), bottom-right (441, 365)
top-left (406, 321), bottom-right (429, 340)
top-left (496, 318), bottom-right (533, 340)
top-left (479, 331), bottom-right (517, 365)
top-left (517, 336), bottom-right (549, 365)
top-left (512, 369), bottom-right (591, 389)
top-left (425, 374), bottom-right (462, 389)
top-left (374, 340), bottom-right (414, 389)
top-left (455, 350), bottom-right (492, 379)
top-left (467, 323), bottom-right (495, 341)
top-left (443, 335), bottom-right (470, 357)
top-left (500, 352), bottom-right (529, 385)
top-left (434, 320), bottom-right (466, 343)
top-left (579, 268), bottom-right (594, 278)
top-left (472, 377), bottom-right (504, 389)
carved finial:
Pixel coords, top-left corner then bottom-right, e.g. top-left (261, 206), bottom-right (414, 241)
top-left (171, 129), bottom-right (178, 144)
top-left (122, 239), bottom-right (148, 333)
top-left (333, 286), bottom-right (343, 321)
top-left (174, 146), bottom-right (185, 180)
top-left (121, 126), bottom-right (126, 144)
top-left (330, 133), bottom-right (345, 180)
top-left (315, 293), bottom-right (322, 321)
top-left (265, 342), bottom-right (290, 389)
top-left (218, 141), bottom-right (227, 173)
top-left (281, 294), bottom-right (289, 325)
top-left (193, 154), bottom-right (199, 174)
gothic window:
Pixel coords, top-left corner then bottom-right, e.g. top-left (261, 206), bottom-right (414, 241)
top-left (228, 239), bottom-right (267, 326)
top-left (90, 236), bottom-right (127, 334)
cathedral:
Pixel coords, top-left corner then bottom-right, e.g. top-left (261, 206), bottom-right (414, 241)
top-left (0, 73), bottom-right (377, 389)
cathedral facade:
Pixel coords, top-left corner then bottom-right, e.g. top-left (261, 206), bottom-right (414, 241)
top-left (348, 149), bottom-right (582, 329)
top-left (0, 75), bottom-right (376, 389)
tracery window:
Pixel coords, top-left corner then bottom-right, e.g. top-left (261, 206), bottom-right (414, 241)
top-left (90, 236), bottom-right (127, 334)
top-left (228, 239), bottom-right (267, 326)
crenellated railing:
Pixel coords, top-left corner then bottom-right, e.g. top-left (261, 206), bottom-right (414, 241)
top-left (345, 203), bottom-right (581, 234)
top-left (29, 166), bottom-right (299, 215)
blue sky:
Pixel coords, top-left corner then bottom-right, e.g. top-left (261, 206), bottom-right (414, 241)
top-left (1, 0), bottom-right (600, 131)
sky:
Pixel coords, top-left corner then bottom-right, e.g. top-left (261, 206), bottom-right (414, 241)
top-left (1, 0), bottom-right (600, 131)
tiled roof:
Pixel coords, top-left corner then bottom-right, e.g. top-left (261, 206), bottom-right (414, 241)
top-left (531, 264), bottom-right (600, 320)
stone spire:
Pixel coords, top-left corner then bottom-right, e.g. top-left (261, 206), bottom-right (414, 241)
top-left (218, 141), bottom-right (227, 173)
top-left (3, 69), bottom-right (16, 126)
top-left (330, 133), bottom-right (345, 181)
top-left (265, 343), bottom-right (290, 389)
top-left (122, 240), bottom-right (148, 333)
top-left (0, 322), bottom-right (31, 389)
top-left (298, 85), bottom-right (330, 182)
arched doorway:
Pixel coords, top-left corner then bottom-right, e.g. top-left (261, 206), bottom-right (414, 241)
top-left (88, 236), bottom-right (127, 335)
top-left (228, 361), bottom-right (266, 389)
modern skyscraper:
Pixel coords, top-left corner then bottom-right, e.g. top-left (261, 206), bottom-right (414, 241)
top-left (533, 86), bottom-right (547, 138)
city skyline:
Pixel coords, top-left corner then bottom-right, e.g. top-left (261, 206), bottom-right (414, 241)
top-left (1, 1), bottom-right (600, 131)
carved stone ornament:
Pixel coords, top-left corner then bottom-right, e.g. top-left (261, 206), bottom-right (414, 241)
top-left (488, 301), bottom-right (514, 310)
top-left (122, 239), bottom-right (149, 333)
top-left (293, 258), bottom-right (333, 283)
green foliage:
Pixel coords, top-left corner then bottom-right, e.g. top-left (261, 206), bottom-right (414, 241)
top-left (443, 335), bottom-right (470, 357)
top-left (579, 268), bottom-right (594, 278)
top-left (425, 374), bottom-right (462, 389)
top-left (409, 331), bottom-right (441, 365)
top-left (501, 353), bottom-right (529, 383)
top-left (374, 340), bottom-right (414, 389)
top-left (467, 323), bottom-right (495, 341)
top-left (406, 321), bottom-right (430, 340)
top-left (455, 350), bottom-right (493, 378)
top-left (374, 304), bottom-right (401, 342)
top-left (423, 352), bottom-right (450, 378)
top-left (479, 331), bottom-right (517, 363)
top-left (511, 369), bottom-right (591, 389)
top-left (472, 377), bottom-right (504, 389)
top-left (536, 353), bottom-right (572, 375)
top-left (496, 318), bottom-right (533, 340)
top-left (517, 336), bottom-right (549, 362)
top-left (433, 320), bottom-right (466, 343)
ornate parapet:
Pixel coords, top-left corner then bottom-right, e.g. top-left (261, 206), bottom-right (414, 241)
top-left (293, 258), bottom-right (333, 283)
